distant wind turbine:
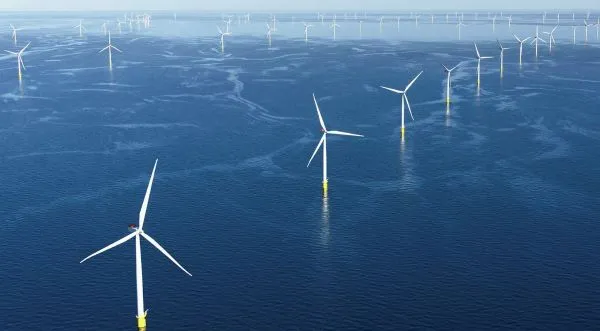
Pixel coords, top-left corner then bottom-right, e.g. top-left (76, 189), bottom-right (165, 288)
top-left (442, 63), bottom-right (460, 106)
top-left (266, 23), bottom-right (273, 48)
top-left (99, 31), bottom-right (121, 70)
top-left (530, 26), bottom-right (546, 58)
top-left (543, 25), bottom-right (558, 53)
top-left (4, 41), bottom-right (30, 82)
top-left (217, 26), bottom-right (231, 53)
top-left (379, 16), bottom-right (384, 33)
top-left (583, 19), bottom-right (594, 44)
top-left (73, 20), bottom-right (86, 37)
top-left (80, 159), bottom-right (192, 331)
top-left (496, 39), bottom-right (510, 78)
top-left (457, 21), bottom-right (466, 40)
top-left (330, 20), bottom-right (340, 40)
top-left (474, 42), bottom-right (493, 87)
top-left (380, 71), bottom-right (423, 140)
top-left (303, 23), bottom-right (313, 42)
top-left (307, 94), bottom-right (364, 193)
top-left (9, 24), bottom-right (22, 45)
top-left (513, 34), bottom-right (531, 66)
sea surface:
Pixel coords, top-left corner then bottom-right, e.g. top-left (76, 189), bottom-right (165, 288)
top-left (1, 11), bottom-right (600, 330)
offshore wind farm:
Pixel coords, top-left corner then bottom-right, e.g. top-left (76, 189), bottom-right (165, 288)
top-left (1, 5), bottom-right (600, 331)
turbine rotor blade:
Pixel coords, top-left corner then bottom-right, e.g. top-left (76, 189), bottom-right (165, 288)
top-left (307, 134), bottom-right (325, 167)
top-left (99, 46), bottom-right (109, 53)
top-left (141, 232), bottom-right (192, 276)
top-left (111, 45), bottom-right (122, 53)
top-left (405, 71), bottom-right (423, 91)
top-left (80, 231), bottom-right (137, 264)
top-left (404, 94), bottom-right (415, 121)
top-left (327, 130), bottom-right (364, 137)
top-left (474, 42), bottom-right (481, 58)
top-left (380, 86), bottom-right (403, 94)
top-left (312, 93), bottom-right (327, 131)
top-left (139, 159), bottom-right (158, 230)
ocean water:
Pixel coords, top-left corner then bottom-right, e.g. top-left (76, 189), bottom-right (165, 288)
top-left (1, 11), bottom-right (600, 330)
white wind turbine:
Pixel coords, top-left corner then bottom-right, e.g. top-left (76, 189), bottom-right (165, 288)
top-left (271, 15), bottom-right (277, 32)
top-left (457, 20), bottom-right (466, 40)
top-left (359, 20), bottom-right (363, 38)
top-left (513, 34), bottom-right (531, 66)
top-left (80, 159), bottom-right (192, 331)
top-left (101, 21), bottom-right (108, 36)
top-left (415, 14), bottom-right (420, 28)
top-left (397, 16), bottom-right (401, 32)
top-left (530, 26), bottom-right (546, 58)
top-left (572, 24), bottom-right (577, 44)
top-left (224, 17), bottom-right (232, 33)
top-left (442, 63), bottom-right (460, 106)
top-left (583, 19), bottom-right (594, 43)
top-left (5, 41), bottom-right (30, 82)
top-left (496, 39), bottom-right (510, 78)
top-left (303, 22), bottom-right (313, 42)
top-left (543, 25), bottom-right (558, 53)
top-left (73, 20), bottom-right (86, 37)
top-left (330, 20), bottom-right (340, 40)
top-left (492, 15), bottom-right (497, 32)
top-left (508, 15), bottom-right (512, 28)
top-left (266, 23), bottom-right (273, 48)
top-left (217, 26), bottom-right (231, 53)
top-left (474, 42), bottom-right (493, 87)
top-left (116, 20), bottom-right (124, 34)
top-left (380, 71), bottom-right (423, 140)
top-left (307, 94), bottom-right (363, 193)
top-left (9, 24), bottom-right (22, 45)
top-left (379, 16), bottom-right (384, 33)
top-left (99, 31), bottom-right (121, 70)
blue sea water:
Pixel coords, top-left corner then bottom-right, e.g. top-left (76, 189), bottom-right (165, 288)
top-left (1, 11), bottom-right (600, 330)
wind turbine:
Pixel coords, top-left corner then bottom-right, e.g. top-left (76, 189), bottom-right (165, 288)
top-left (101, 21), bottom-right (108, 36)
top-left (572, 24), bottom-right (577, 44)
top-left (224, 17), bottom-right (232, 33)
top-left (266, 23), bottom-right (273, 48)
top-left (513, 34), bottom-right (531, 66)
top-left (303, 23), bottom-right (313, 42)
top-left (217, 26), bottom-right (231, 53)
top-left (116, 20), bottom-right (124, 34)
top-left (359, 20), bottom-right (363, 38)
top-left (9, 24), bottom-right (21, 45)
top-left (508, 15), bottom-right (513, 28)
top-left (474, 42), bottom-right (493, 87)
top-left (271, 15), bottom-right (277, 32)
top-left (379, 16), bottom-right (384, 33)
top-left (543, 25), bottom-right (558, 53)
top-left (397, 16), bottom-right (401, 32)
top-left (73, 20), bottom-right (86, 37)
top-left (492, 15), bottom-right (497, 32)
top-left (99, 31), bottom-right (121, 70)
top-left (530, 26), bottom-right (546, 58)
top-left (442, 63), bottom-right (460, 106)
top-left (457, 20), bottom-right (466, 40)
top-left (5, 41), bottom-right (30, 82)
top-left (330, 20), bottom-right (340, 40)
top-left (415, 14), bottom-right (420, 28)
top-left (380, 71), bottom-right (423, 140)
top-left (497, 39), bottom-right (509, 78)
top-left (307, 94), bottom-right (363, 193)
top-left (584, 19), bottom-right (594, 44)
top-left (80, 159), bottom-right (192, 331)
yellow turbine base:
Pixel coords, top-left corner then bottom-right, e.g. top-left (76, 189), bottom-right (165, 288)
top-left (137, 315), bottom-right (146, 329)
top-left (401, 127), bottom-right (405, 139)
top-left (323, 180), bottom-right (328, 192)
top-left (446, 97), bottom-right (450, 104)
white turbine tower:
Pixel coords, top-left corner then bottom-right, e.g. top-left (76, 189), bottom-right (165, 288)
top-left (80, 159), bottom-right (192, 331)
top-left (99, 31), bottom-right (121, 70)
top-left (73, 20), bottom-right (86, 37)
top-left (101, 21), bottom-right (108, 36)
top-left (4, 41), bottom-right (30, 82)
top-left (442, 63), bottom-right (460, 106)
top-left (266, 23), bottom-right (273, 48)
top-left (457, 21), bottom-right (466, 40)
top-left (217, 26), bottom-right (231, 53)
top-left (330, 20), bottom-right (340, 40)
top-left (530, 26), bottom-right (546, 58)
top-left (543, 25), bottom-right (558, 53)
top-left (492, 15), bottom-right (497, 32)
top-left (380, 71), bottom-right (423, 140)
top-left (508, 15), bottom-right (512, 28)
top-left (307, 94), bottom-right (363, 193)
top-left (513, 34), bottom-right (531, 66)
top-left (359, 20), bottom-right (363, 38)
top-left (303, 22), bottom-right (312, 42)
top-left (474, 42), bottom-right (493, 87)
top-left (379, 16), bottom-right (384, 33)
top-left (497, 39), bottom-right (509, 78)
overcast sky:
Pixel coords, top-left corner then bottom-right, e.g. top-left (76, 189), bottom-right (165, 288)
top-left (0, 0), bottom-right (597, 11)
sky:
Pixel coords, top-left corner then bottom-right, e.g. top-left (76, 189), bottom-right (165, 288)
top-left (0, 0), bottom-right (597, 11)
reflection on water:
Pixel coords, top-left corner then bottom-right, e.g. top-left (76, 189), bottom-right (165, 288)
top-left (445, 106), bottom-right (451, 127)
top-left (320, 192), bottom-right (330, 247)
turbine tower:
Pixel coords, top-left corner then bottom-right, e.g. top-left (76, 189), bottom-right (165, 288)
top-left (513, 34), bottom-right (531, 67)
top-left (4, 41), bottom-right (30, 82)
top-left (474, 42), bottom-right (493, 87)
